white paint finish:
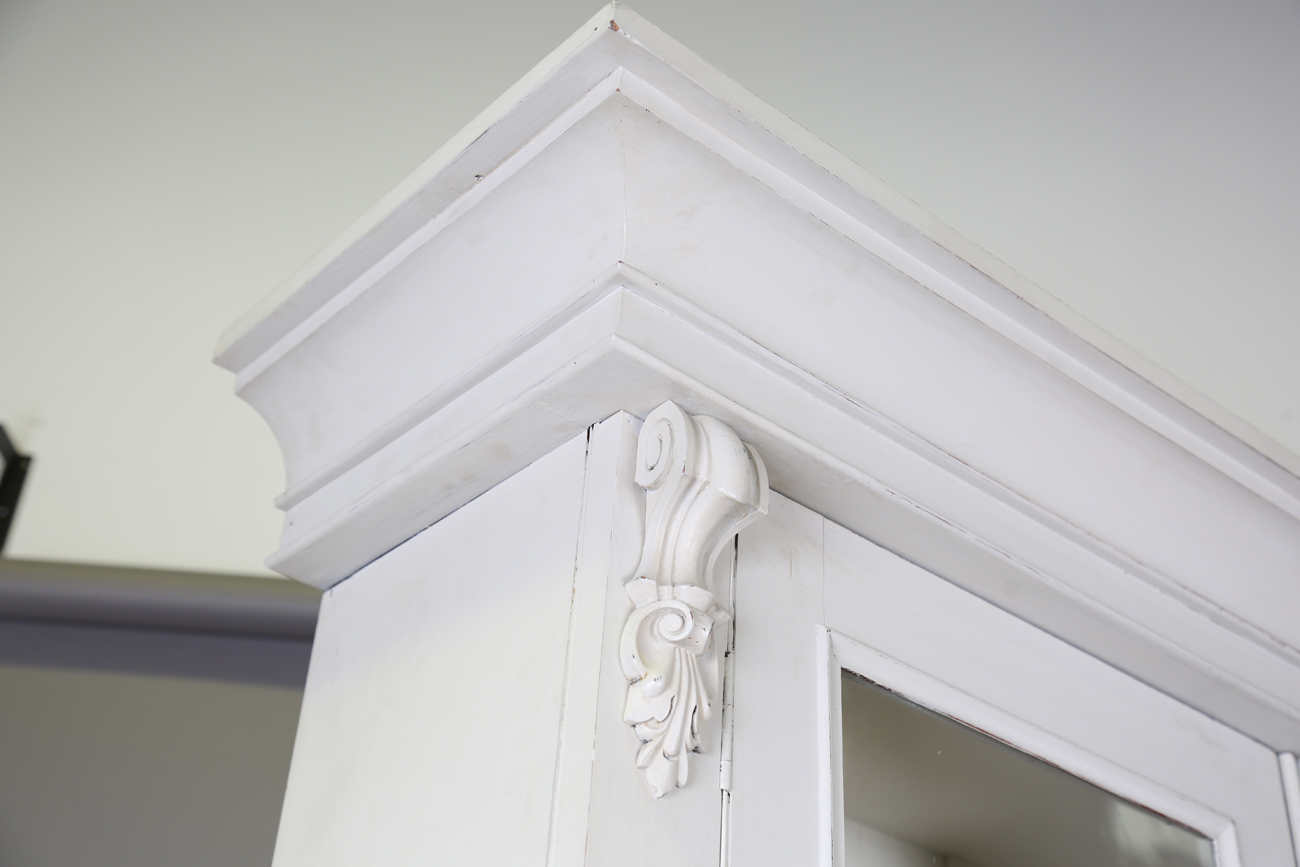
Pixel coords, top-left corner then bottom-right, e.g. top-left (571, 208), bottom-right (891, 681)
top-left (607, 282), bottom-right (1300, 746)
top-left (236, 96), bottom-right (626, 489)
top-left (728, 494), bottom-right (825, 866)
top-left (270, 433), bottom-right (588, 866)
top-left (720, 493), bottom-right (1289, 864)
top-left (209, 11), bottom-right (1300, 754)
top-left (5, 0), bottom-right (1297, 581)
top-left (584, 430), bottom-right (723, 867)
top-left (616, 93), bottom-right (1300, 652)
top-left (548, 412), bottom-right (639, 867)
top-left (816, 625), bottom-right (846, 867)
top-left (205, 0), bottom-right (1300, 501)
top-left (821, 518), bottom-right (1294, 866)
top-left (216, 1), bottom-right (1300, 757)
top-left (215, 5), bottom-right (1300, 528)
top-left (619, 401), bottom-right (768, 797)
top-left (570, 13), bottom-right (1300, 494)
top-left (1281, 753), bottom-right (1300, 867)
top-left (263, 285), bottom-right (631, 580)
top-left (609, 50), bottom-right (1299, 502)
top-left (251, 262), bottom-right (1300, 751)
top-left (214, 8), bottom-right (622, 368)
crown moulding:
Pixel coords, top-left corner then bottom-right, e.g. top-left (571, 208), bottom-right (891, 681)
top-left (215, 4), bottom-right (1300, 751)
top-left (620, 401), bottom-right (768, 797)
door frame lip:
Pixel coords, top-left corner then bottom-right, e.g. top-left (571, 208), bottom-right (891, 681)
top-left (814, 625), bottom-right (1241, 867)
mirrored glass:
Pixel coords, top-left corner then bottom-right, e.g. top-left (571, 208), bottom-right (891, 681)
top-left (842, 671), bottom-right (1216, 867)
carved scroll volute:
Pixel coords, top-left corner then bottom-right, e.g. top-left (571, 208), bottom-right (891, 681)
top-left (620, 401), bottom-right (769, 798)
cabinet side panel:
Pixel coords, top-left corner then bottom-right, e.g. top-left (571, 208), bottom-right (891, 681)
top-left (271, 433), bottom-right (589, 866)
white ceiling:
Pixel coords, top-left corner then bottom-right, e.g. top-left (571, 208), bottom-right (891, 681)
top-left (1, 0), bottom-right (1296, 575)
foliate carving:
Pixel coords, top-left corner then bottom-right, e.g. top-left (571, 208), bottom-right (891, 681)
top-left (621, 401), bottom-right (768, 798)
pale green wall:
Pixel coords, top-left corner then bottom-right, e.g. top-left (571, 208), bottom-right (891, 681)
top-left (1, 0), bottom-right (1296, 576)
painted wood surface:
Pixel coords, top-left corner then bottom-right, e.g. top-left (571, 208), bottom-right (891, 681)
top-left (272, 414), bottom-right (743, 866)
top-left (618, 401), bottom-right (767, 798)
top-left (271, 434), bottom-right (589, 866)
top-left (216, 11), bottom-right (1300, 861)
top-left (215, 5), bottom-right (1300, 753)
top-left (729, 494), bottom-right (826, 866)
top-left (546, 414), bottom-right (634, 867)
top-left (266, 420), bottom-right (1297, 865)
top-left (729, 492), bottom-right (1294, 866)
top-left (582, 414), bottom-right (725, 867)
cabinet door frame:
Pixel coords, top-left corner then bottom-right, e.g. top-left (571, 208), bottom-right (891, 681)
top-left (729, 492), bottom-right (1292, 867)
top-left (816, 628), bottom-right (1242, 867)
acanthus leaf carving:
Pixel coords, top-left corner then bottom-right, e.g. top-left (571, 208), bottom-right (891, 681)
top-left (620, 401), bottom-right (768, 798)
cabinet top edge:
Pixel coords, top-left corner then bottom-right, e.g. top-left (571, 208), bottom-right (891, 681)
top-left (212, 3), bottom-right (1300, 488)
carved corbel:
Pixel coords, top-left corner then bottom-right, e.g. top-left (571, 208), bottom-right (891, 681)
top-left (621, 401), bottom-right (769, 798)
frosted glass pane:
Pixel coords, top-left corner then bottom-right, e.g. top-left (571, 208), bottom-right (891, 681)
top-left (842, 672), bottom-right (1215, 867)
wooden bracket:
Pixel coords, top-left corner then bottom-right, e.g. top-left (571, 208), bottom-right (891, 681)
top-left (619, 401), bottom-right (768, 798)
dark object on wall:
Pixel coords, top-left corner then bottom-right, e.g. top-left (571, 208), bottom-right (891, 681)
top-left (0, 425), bottom-right (32, 553)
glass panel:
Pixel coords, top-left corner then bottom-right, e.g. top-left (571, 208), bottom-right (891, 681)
top-left (842, 672), bottom-right (1215, 867)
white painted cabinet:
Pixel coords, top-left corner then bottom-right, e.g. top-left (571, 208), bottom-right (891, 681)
top-left (272, 433), bottom-right (591, 865)
top-left (732, 494), bottom-right (1291, 866)
top-left (217, 5), bottom-right (1300, 865)
top-left (266, 415), bottom-right (1295, 866)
